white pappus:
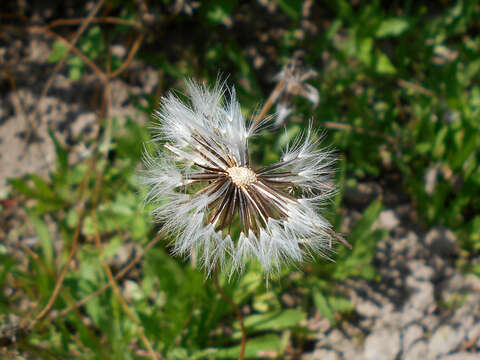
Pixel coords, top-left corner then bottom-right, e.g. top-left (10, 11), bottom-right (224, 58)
top-left (142, 79), bottom-right (344, 277)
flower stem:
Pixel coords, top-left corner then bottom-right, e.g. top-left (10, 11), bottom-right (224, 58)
top-left (213, 268), bottom-right (247, 360)
top-left (252, 79), bottom-right (286, 129)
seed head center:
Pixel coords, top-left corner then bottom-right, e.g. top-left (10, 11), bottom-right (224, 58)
top-left (226, 166), bottom-right (257, 187)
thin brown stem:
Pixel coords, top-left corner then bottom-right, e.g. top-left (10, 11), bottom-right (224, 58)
top-left (321, 120), bottom-right (398, 145)
top-left (108, 31), bottom-right (145, 79)
top-left (213, 268), bottom-right (247, 360)
top-left (30, 26), bottom-right (107, 82)
top-left (397, 78), bottom-right (435, 97)
top-left (251, 79), bottom-right (286, 129)
top-left (36, 0), bottom-right (106, 108)
top-left (48, 16), bottom-right (141, 29)
top-left (58, 230), bottom-right (164, 317)
top-left (5, 67), bottom-right (48, 161)
top-left (93, 210), bottom-right (158, 360)
top-left (30, 155), bottom-right (95, 328)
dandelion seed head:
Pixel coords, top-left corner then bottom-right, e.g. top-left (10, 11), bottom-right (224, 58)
top-left (226, 166), bottom-right (257, 187)
top-left (142, 79), bottom-right (341, 277)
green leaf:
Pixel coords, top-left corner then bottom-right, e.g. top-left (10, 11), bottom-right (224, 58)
top-left (131, 215), bottom-right (148, 240)
top-left (205, 1), bottom-right (237, 25)
top-left (326, 19), bottom-right (343, 40)
top-left (313, 288), bottom-right (335, 324)
top-left (9, 178), bottom-right (41, 199)
top-left (375, 51), bottom-right (397, 74)
top-left (357, 37), bottom-right (373, 65)
top-left (29, 174), bottom-right (56, 201)
top-left (242, 309), bottom-right (306, 332)
top-left (48, 41), bottom-right (68, 63)
top-left (433, 126), bottom-right (448, 159)
top-left (214, 333), bottom-right (283, 359)
top-left (328, 296), bottom-right (354, 313)
top-left (69, 66), bottom-right (83, 81)
top-left (349, 200), bottom-right (382, 243)
top-left (376, 18), bottom-right (410, 38)
top-left (0, 254), bottom-right (15, 300)
top-left (8, 176), bottom-right (62, 206)
top-left (48, 127), bottom-right (68, 173)
top-left (276, 0), bottom-right (302, 20)
top-left (29, 214), bottom-right (54, 268)
top-left (334, 200), bottom-right (383, 280)
top-left (450, 132), bottom-right (478, 169)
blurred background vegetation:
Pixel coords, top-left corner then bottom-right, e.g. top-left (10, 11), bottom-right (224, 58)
top-left (1, 0), bottom-right (479, 358)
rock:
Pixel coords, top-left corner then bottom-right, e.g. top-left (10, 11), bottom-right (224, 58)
top-left (424, 227), bottom-right (457, 256)
top-left (401, 270), bottom-right (435, 327)
top-left (404, 341), bottom-right (428, 360)
top-left (71, 112), bottom-right (97, 138)
top-left (398, 307), bottom-right (424, 326)
top-left (376, 312), bottom-right (404, 329)
top-left (403, 324), bottom-right (424, 351)
top-left (425, 165), bottom-right (439, 195)
top-left (408, 261), bottom-right (434, 281)
top-left (465, 273), bottom-right (480, 291)
top-left (439, 354), bottom-right (480, 360)
top-left (327, 329), bottom-right (348, 350)
top-left (356, 300), bottom-right (382, 318)
top-left (139, 67), bottom-right (160, 93)
top-left (342, 344), bottom-right (362, 360)
top-left (29, 38), bottom-right (51, 62)
top-left (466, 322), bottom-right (480, 344)
top-left (453, 312), bottom-right (474, 329)
top-left (110, 44), bottom-right (127, 59)
top-left (307, 317), bottom-right (331, 333)
top-left (392, 231), bottom-right (420, 257)
top-left (343, 182), bottom-right (382, 206)
top-left (363, 328), bottom-right (400, 360)
top-left (122, 280), bottom-right (143, 301)
top-left (406, 277), bottom-right (434, 312)
top-left (373, 210), bottom-right (400, 231)
top-left (327, 329), bottom-right (360, 359)
top-left (427, 325), bottom-right (465, 359)
top-left (422, 315), bottom-right (440, 332)
top-left (302, 349), bottom-right (341, 360)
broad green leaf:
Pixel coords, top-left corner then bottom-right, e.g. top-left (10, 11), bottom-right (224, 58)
top-left (376, 18), bottom-right (410, 38)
